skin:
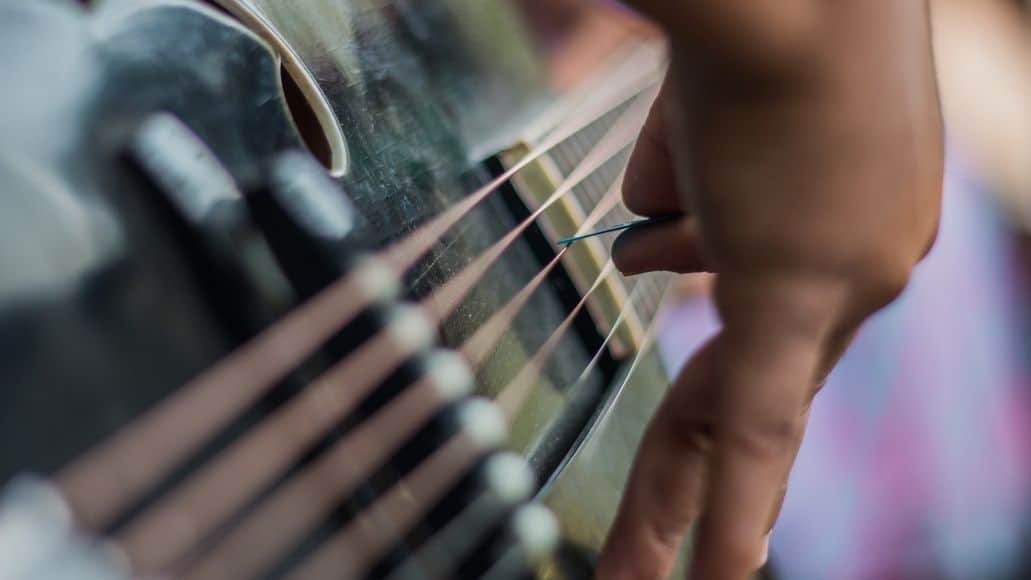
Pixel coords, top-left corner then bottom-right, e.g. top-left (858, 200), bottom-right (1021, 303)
top-left (596, 2), bottom-right (944, 579)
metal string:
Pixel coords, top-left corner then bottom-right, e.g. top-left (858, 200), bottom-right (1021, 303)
top-left (495, 260), bottom-right (615, 418)
top-left (54, 74), bottom-right (656, 533)
top-left (460, 179), bottom-right (622, 367)
top-left (419, 91), bottom-right (651, 321)
top-left (55, 61), bottom-right (671, 580)
top-left (178, 377), bottom-right (458, 580)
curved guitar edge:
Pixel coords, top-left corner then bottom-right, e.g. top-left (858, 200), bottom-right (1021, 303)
top-left (206, 0), bottom-right (350, 176)
top-left (87, 0), bottom-right (307, 184)
top-left (2, 2), bottom-right (684, 576)
top-left (537, 348), bottom-right (690, 579)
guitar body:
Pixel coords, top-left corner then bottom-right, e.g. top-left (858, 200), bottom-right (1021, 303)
top-left (0, 0), bottom-right (681, 577)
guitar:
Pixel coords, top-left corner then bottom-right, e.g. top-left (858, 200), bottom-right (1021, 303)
top-left (0, 0), bottom-right (679, 577)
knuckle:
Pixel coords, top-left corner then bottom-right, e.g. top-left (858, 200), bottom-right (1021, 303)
top-left (718, 414), bottom-right (801, 462)
top-left (854, 207), bottom-right (941, 308)
top-left (710, 532), bottom-right (764, 573)
top-left (706, 2), bottom-right (824, 82)
top-left (669, 415), bottom-right (716, 456)
top-left (856, 256), bottom-right (914, 310)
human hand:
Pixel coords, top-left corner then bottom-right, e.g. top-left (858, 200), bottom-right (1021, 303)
top-left (597, 2), bottom-right (944, 579)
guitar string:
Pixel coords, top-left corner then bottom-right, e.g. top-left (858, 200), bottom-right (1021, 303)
top-left (124, 230), bottom-right (629, 576)
top-left (281, 430), bottom-right (488, 580)
top-left (280, 283), bottom-right (657, 580)
top-left (550, 275), bottom-right (646, 420)
top-left (334, 52), bottom-right (672, 576)
top-left (460, 180), bottom-right (622, 367)
top-left (537, 279), bottom-right (672, 500)
top-left (118, 71), bottom-right (659, 576)
top-left (475, 314), bottom-right (667, 580)
top-left (109, 185), bottom-right (662, 577)
top-left (598, 297), bottom-right (664, 421)
top-left (133, 200), bottom-right (648, 577)
top-left (119, 215), bottom-right (638, 578)
top-left (462, 248), bottom-right (567, 368)
top-left (115, 320), bottom-right (437, 572)
top-left (278, 290), bottom-right (655, 580)
top-left (418, 89), bottom-right (652, 321)
top-left (57, 268), bottom-right (379, 530)
top-left (174, 375), bottom-right (464, 580)
top-left (494, 258), bottom-right (671, 423)
top-left (107, 156), bottom-right (634, 572)
top-left (383, 476), bottom-right (520, 580)
top-left (60, 68), bottom-right (666, 580)
top-left (382, 74), bottom-right (661, 275)
top-left (96, 199), bottom-right (651, 576)
top-left (122, 219), bottom-right (659, 578)
top-left (54, 73), bottom-right (658, 532)
top-left (110, 205), bottom-right (635, 580)
top-left (496, 260), bottom-right (615, 419)
top-left (216, 95), bottom-right (664, 580)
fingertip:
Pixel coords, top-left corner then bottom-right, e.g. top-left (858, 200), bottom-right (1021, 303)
top-left (612, 217), bottom-right (707, 275)
top-left (611, 228), bottom-right (645, 275)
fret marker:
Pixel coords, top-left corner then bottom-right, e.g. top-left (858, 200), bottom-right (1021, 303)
top-left (556, 214), bottom-right (680, 247)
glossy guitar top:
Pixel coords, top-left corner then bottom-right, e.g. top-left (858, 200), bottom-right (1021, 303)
top-left (0, 0), bottom-right (681, 577)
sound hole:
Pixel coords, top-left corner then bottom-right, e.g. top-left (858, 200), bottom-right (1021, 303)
top-left (278, 63), bottom-right (350, 177)
top-left (201, 0), bottom-right (348, 176)
top-left (280, 65), bottom-right (339, 175)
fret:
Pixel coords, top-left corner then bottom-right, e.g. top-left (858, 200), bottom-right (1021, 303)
top-left (502, 50), bottom-right (669, 358)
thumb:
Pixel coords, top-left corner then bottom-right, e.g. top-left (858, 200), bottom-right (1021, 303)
top-left (612, 215), bottom-right (708, 275)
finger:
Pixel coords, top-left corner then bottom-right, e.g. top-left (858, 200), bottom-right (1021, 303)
top-left (597, 339), bottom-right (723, 580)
top-left (623, 82), bottom-right (682, 218)
top-left (764, 406), bottom-right (810, 534)
top-left (611, 216), bottom-right (708, 275)
top-left (689, 279), bottom-right (835, 580)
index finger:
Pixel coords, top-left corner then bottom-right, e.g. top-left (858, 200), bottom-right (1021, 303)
top-left (622, 81), bottom-right (682, 218)
top-left (689, 277), bottom-right (839, 579)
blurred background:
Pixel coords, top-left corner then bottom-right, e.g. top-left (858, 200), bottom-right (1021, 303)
top-left (520, 1), bottom-right (1031, 578)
